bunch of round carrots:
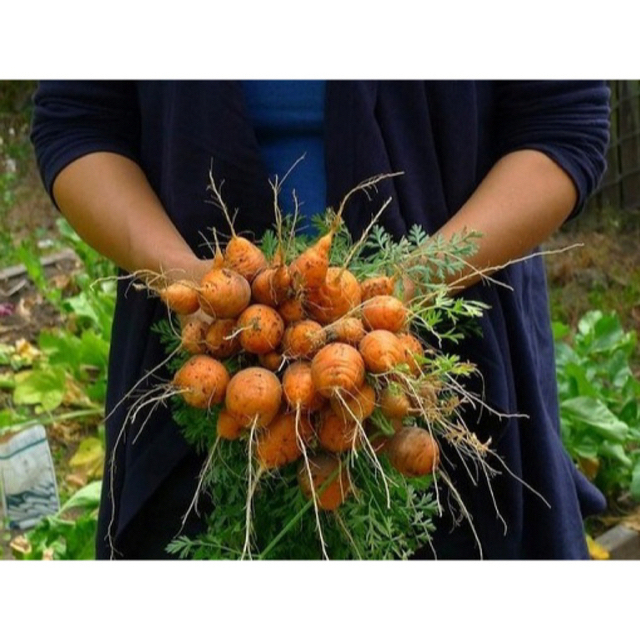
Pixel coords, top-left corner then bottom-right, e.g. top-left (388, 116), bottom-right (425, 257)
top-left (164, 193), bottom-right (443, 499)
top-left (133, 173), bottom-right (492, 559)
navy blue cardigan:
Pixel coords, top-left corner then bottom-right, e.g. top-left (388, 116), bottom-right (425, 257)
top-left (31, 81), bottom-right (611, 559)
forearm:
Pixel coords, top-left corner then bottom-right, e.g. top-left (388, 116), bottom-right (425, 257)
top-left (52, 152), bottom-right (211, 282)
top-left (436, 149), bottom-right (578, 289)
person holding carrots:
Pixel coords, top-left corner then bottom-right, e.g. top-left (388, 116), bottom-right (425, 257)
top-left (30, 80), bottom-right (610, 559)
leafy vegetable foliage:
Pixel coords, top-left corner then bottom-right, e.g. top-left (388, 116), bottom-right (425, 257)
top-left (555, 310), bottom-right (640, 503)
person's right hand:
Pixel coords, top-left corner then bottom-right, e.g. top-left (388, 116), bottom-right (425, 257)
top-left (53, 152), bottom-right (207, 282)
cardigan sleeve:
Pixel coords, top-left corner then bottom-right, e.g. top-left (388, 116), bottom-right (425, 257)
top-left (493, 80), bottom-right (611, 217)
top-left (30, 81), bottom-right (141, 207)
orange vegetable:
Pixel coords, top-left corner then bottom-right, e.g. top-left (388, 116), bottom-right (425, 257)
top-left (204, 318), bottom-right (241, 359)
top-left (297, 453), bottom-right (351, 511)
top-left (282, 361), bottom-right (325, 411)
top-left (225, 367), bottom-right (282, 427)
top-left (159, 281), bottom-right (200, 315)
top-left (361, 295), bottom-right (407, 333)
top-left (237, 304), bottom-right (285, 355)
top-left (173, 355), bottom-right (229, 409)
top-left (251, 265), bottom-right (291, 307)
top-left (256, 411), bottom-right (314, 469)
top-left (385, 426), bottom-right (440, 477)
top-left (379, 386), bottom-right (412, 419)
top-left (397, 332), bottom-right (425, 375)
top-left (323, 317), bottom-right (366, 346)
top-left (358, 330), bottom-right (405, 374)
top-left (224, 235), bottom-right (268, 283)
top-left (216, 409), bottom-right (244, 440)
top-left (282, 319), bottom-right (324, 359)
top-left (317, 407), bottom-right (360, 453)
top-left (311, 343), bottom-right (366, 398)
top-left (329, 383), bottom-right (376, 423)
top-left (290, 231), bottom-right (333, 291)
top-left (305, 267), bottom-right (361, 325)
top-left (360, 275), bottom-right (395, 301)
top-left (199, 267), bottom-right (251, 319)
top-left (278, 297), bottom-right (306, 324)
top-left (180, 317), bottom-right (209, 355)
top-left (258, 351), bottom-right (285, 372)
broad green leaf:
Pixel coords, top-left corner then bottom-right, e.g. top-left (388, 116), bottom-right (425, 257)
top-left (12, 366), bottom-right (67, 411)
top-left (560, 396), bottom-right (629, 443)
top-left (563, 362), bottom-right (596, 398)
top-left (552, 321), bottom-right (570, 341)
top-left (577, 310), bottom-right (603, 338)
top-left (62, 293), bottom-right (101, 328)
top-left (570, 439), bottom-right (599, 460)
top-left (589, 313), bottom-right (633, 355)
top-left (59, 481), bottom-right (102, 513)
top-left (38, 330), bottom-right (81, 372)
top-left (619, 397), bottom-right (639, 426)
top-left (608, 349), bottom-right (633, 389)
top-left (554, 341), bottom-right (577, 369)
top-left (600, 442), bottom-right (632, 466)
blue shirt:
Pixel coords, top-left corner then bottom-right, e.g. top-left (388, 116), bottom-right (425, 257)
top-left (241, 80), bottom-right (326, 232)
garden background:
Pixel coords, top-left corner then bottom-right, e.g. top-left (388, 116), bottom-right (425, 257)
top-left (1, 80), bottom-right (639, 560)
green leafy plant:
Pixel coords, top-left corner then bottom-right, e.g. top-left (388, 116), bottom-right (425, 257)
top-left (554, 310), bottom-right (640, 504)
top-left (12, 481), bottom-right (101, 560)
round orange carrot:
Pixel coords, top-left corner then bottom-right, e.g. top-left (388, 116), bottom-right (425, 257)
top-left (330, 382), bottom-right (376, 423)
top-left (361, 295), bottom-right (407, 333)
top-left (397, 332), bottom-right (425, 375)
top-left (379, 385), bottom-right (412, 419)
top-left (180, 317), bottom-right (209, 355)
top-left (216, 408), bottom-right (244, 440)
top-left (282, 319), bottom-right (324, 359)
top-left (311, 342), bottom-right (366, 399)
top-left (323, 317), bottom-right (366, 347)
top-left (236, 304), bottom-right (285, 355)
top-left (225, 367), bottom-right (282, 427)
top-left (159, 281), bottom-right (200, 315)
top-left (297, 453), bottom-right (351, 511)
top-left (224, 235), bottom-right (268, 283)
top-left (282, 361), bottom-right (325, 411)
top-left (199, 267), bottom-right (251, 319)
top-left (360, 275), bottom-right (395, 301)
top-left (385, 426), bottom-right (440, 477)
top-left (317, 407), bottom-right (361, 453)
top-left (358, 330), bottom-right (405, 374)
top-left (173, 355), bottom-right (229, 409)
top-left (256, 411), bottom-right (314, 470)
top-left (258, 351), bottom-right (285, 372)
top-left (305, 267), bottom-right (361, 325)
top-left (251, 264), bottom-right (291, 307)
top-left (278, 297), bottom-right (305, 325)
top-left (204, 318), bottom-right (241, 359)
top-left (289, 232), bottom-right (333, 291)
